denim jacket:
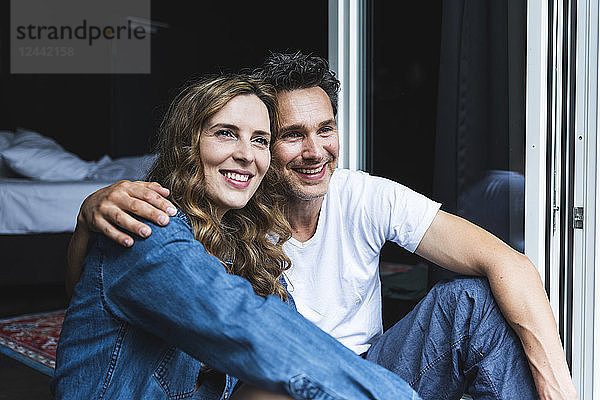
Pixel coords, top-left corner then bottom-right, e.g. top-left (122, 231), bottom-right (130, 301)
top-left (51, 211), bottom-right (419, 400)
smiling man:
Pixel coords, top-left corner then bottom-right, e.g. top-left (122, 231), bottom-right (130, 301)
top-left (66, 52), bottom-right (577, 400)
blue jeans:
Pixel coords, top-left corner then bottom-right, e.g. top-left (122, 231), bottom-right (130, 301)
top-left (52, 211), bottom-right (420, 400)
top-left (366, 276), bottom-right (538, 400)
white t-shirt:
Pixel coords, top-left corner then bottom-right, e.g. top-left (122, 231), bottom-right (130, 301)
top-left (283, 169), bottom-right (441, 355)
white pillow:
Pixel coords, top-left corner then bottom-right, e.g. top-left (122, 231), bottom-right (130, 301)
top-left (89, 154), bottom-right (158, 181)
top-left (0, 131), bottom-right (16, 177)
top-left (0, 131), bottom-right (14, 151)
top-left (0, 128), bottom-right (94, 181)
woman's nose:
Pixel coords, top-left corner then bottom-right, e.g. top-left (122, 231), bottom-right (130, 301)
top-left (233, 139), bottom-right (254, 163)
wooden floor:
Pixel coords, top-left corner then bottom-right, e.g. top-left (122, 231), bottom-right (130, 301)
top-left (0, 284), bottom-right (68, 400)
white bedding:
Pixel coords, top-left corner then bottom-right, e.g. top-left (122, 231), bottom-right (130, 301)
top-left (0, 178), bottom-right (116, 234)
top-left (0, 129), bottom-right (158, 234)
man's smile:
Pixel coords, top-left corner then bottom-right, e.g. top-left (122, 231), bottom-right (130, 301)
top-left (293, 164), bottom-right (325, 175)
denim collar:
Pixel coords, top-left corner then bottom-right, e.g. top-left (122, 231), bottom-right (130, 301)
top-left (175, 209), bottom-right (192, 227)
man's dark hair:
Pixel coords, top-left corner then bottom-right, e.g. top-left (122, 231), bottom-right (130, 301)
top-left (252, 51), bottom-right (341, 116)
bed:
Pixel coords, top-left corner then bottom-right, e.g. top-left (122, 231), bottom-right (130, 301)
top-left (0, 128), bottom-right (156, 286)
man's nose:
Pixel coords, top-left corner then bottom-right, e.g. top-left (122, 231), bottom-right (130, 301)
top-left (302, 135), bottom-right (322, 159)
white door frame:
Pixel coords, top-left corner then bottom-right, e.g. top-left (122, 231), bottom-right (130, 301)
top-left (526, 0), bottom-right (598, 396)
top-left (328, 0), bottom-right (367, 171)
top-left (573, 0), bottom-right (599, 396)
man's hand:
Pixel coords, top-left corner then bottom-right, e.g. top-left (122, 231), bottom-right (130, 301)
top-left (66, 180), bottom-right (176, 297)
top-left (78, 180), bottom-right (176, 247)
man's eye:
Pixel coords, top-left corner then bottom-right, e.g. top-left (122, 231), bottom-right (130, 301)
top-left (283, 131), bottom-right (301, 139)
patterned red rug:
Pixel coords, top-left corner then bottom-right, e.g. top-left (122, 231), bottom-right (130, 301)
top-left (0, 310), bottom-right (65, 376)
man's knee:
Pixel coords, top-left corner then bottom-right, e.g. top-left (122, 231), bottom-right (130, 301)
top-left (429, 276), bottom-right (496, 315)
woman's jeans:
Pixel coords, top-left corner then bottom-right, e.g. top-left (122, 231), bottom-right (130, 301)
top-left (367, 276), bottom-right (539, 400)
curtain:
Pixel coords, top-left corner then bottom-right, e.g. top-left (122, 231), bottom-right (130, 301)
top-left (430, 0), bottom-right (525, 283)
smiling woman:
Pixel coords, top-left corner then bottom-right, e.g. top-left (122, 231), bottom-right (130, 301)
top-left (143, 76), bottom-right (291, 300)
top-left (51, 74), bottom-right (295, 399)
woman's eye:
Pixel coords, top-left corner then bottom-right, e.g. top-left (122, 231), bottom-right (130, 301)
top-left (253, 137), bottom-right (270, 146)
top-left (215, 129), bottom-right (235, 138)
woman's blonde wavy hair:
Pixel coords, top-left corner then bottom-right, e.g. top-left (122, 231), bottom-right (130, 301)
top-left (146, 74), bottom-right (292, 300)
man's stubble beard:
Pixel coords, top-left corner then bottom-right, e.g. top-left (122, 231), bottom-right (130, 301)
top-left (278, 163), bottom-right (335, 202)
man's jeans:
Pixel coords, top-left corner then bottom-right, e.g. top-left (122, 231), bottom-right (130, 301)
top-left (366, 276), bottom-right (538, 400)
